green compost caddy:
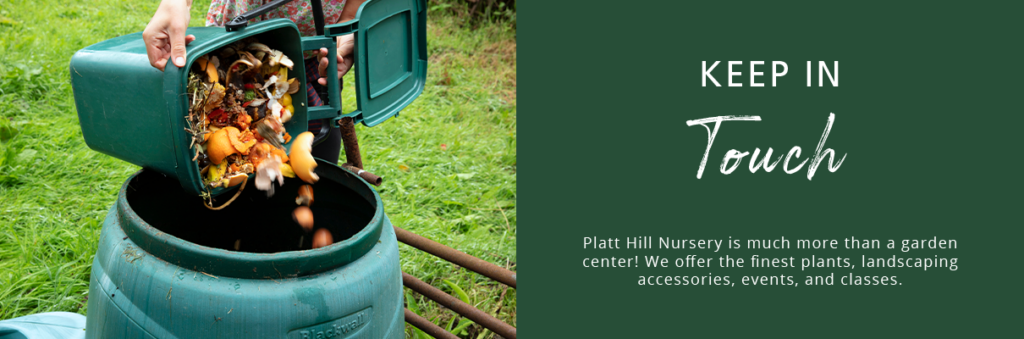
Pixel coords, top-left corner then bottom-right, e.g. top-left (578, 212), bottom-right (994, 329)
top-left (69, 0), bottom-right (426, 337)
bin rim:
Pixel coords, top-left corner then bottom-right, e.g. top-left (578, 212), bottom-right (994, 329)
top-left (116, 159), bottom-right (385, 279)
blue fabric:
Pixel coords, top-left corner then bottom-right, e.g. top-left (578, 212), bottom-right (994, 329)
top-left (0, 312), bottom-right (86, 339)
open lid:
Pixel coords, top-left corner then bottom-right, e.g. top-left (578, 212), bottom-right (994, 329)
top-left (219, 0), bottom-right (427, 128)
top-left (326, 0), bottom-right (428, 127)
top-left (159, 0), bottom-right (425, 197)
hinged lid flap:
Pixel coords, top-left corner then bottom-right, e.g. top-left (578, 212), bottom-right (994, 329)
top-left (326, 0), bottom-right (427, 126)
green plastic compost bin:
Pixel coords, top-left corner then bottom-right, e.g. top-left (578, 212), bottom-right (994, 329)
top-left (86, 160), bottom-right (404, 338)
top-left (70, 0), bottom-right (426, 197)
top-left (69, 0), bottom-right (427, 337)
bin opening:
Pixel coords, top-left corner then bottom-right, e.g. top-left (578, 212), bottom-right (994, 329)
top-left (179, 23), bottom-right (312, 198)
top-left (125, 169), bottom-right (375, 254)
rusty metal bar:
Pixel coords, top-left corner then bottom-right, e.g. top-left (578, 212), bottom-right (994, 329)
top-left (394, 226), bottom-right (516, 288)
top-left (338, 117), bottom-right (363, 169)
top-left (341, 163), bottom-right (382, 186)
top-left (405, 308), bottom-right (460, 339)
top-left (403, 272), bottom-right (517, 339)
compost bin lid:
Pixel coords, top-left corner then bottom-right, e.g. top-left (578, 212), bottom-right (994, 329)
top-left (326, 0), bottom-right (427, 127)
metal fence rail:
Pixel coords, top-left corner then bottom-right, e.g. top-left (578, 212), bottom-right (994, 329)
top-left (339, 116), bottom-right (516, 338)
top-left (405, 309), bottom-right (461, 339)
top-left (395, 226), bottom-right (517, 288)
top-left (403, 272), bottom-right (517, 339)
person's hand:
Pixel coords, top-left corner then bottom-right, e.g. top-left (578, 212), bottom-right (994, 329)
top-left (317, 34), bottom-right (356, 86)
top-left (143, 0), bottom-right (196, 71)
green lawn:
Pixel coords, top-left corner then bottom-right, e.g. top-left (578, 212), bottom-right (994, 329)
top-left (0, 0), bottom-right (515, 337)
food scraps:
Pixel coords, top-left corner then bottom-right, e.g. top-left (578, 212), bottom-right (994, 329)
top-left (186, 39), bottom-right (332, 252)
top-left (289, 131), bottom-right (318, 184)
top-left (296, 185), bottom-right (314, 206)
top-left (293, 206), bottom-right (314, 232)
top-left (312, 228), bottom-right (333, 248)
top-left (186, 38), bottom-right (302, 196)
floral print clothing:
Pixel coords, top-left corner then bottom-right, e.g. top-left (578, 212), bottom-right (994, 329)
top-left (206, 0), bottom-right (344, 133)
top-left (206, 0), bottom-right (346, 44)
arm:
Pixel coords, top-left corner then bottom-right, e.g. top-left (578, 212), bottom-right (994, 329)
top-left (143, 0), bottom-right (197, 71)
top-left (339, 0), bottom-right (368, 23)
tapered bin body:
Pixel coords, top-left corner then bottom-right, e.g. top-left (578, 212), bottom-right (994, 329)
top-left (85, 160), bottom-right (404, 338)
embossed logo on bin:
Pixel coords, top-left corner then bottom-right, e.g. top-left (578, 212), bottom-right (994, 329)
top-left (289, 307), bottom-right (373, 339)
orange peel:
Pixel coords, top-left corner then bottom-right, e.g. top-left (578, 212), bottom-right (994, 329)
top-left (289, 131), bottom-right (318, 184)
top-left (207, 127), bottom-right (238, 165)
top-left (195, 56), bottom-right (219, 83)
top-left (226, 173), bottom-right (247, 187)
top-left (271, 147), bottom-right (289, 163)
top-left (225, 126), bottom-right (252, 154)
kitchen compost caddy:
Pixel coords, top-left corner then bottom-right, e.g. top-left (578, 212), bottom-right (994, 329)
top-left (69, 0), bottom-right (426, 337)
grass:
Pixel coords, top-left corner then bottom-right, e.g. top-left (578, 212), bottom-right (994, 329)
top-left (0, 0), bottom-right (516, 337)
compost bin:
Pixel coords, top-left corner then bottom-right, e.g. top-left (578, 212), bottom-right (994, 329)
top-left (85, 160), bottom-right (404, 338)
top-left (69, 0), bottom-right (427, 337)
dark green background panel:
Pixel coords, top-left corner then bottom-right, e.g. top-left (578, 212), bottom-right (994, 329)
top-left (521, 1), bottom-right (1022, 338)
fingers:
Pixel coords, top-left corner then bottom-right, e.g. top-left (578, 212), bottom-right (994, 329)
top-left (151, 54), bottom-right (168, 71)
top-left (319, 57), bottom-right (329, 75)
top-left (336, 39), bottom-right (355, 58)
top-left (316, 45), bottom-right (353, 86)
top-left (336, 35), bottom-right (355, 56)
top-left (168, 22), bottom-right (189, 69)
top-left (337, 53), bottom-right (352, 78)
top-left (317, 48), bottom-right (329, 77)
top-left (143, 30), bottom-right (169, 71)
top-left (143, 0), bottom-right (191, 72)
top-left (335, 35), bottom-right (356, 78)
